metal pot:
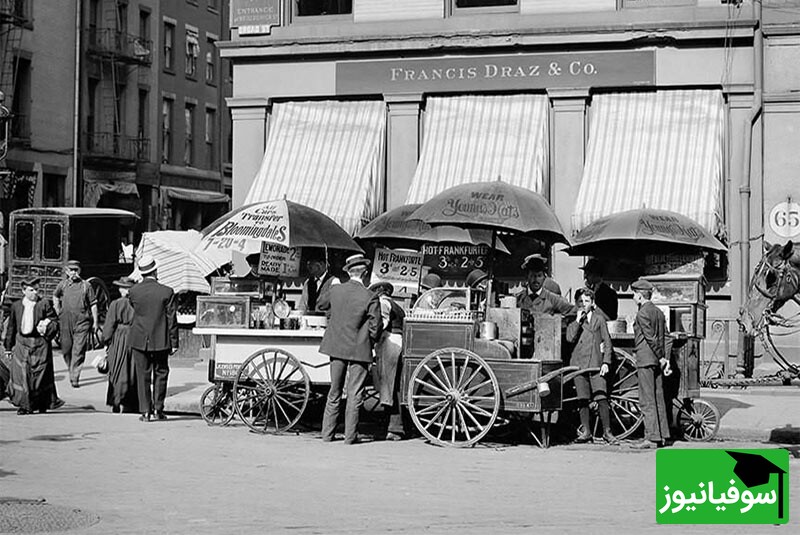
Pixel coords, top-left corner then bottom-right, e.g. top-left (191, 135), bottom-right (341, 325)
top-left (479, 321), bottom-right (498, 340)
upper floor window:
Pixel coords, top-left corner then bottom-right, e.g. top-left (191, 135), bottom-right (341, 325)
top-left (162, 98), bottom-right (173, 163)
top-left (163, 22), bottom-right (175, 71)
top-left (185, 28), bottom-right (199, 78)
top-left (296, 0), bottom-right (352, 16)
top-left (184, 103), bottom-right (195, 166)
top-left (208, 0), bottom-right (219, 11)
top-left (205, 37), bottom-right (216, 85)
top-left (205, 108), bottom-right (216, 169)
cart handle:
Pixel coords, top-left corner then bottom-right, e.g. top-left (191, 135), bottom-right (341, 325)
top-left (505, 365), bottom-right (580, 398)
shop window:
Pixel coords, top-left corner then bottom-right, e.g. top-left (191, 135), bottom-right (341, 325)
top-left (296, 0), bottom-right (352, 16)
top-left (162, 97), bottom-right (173, 163)
top-left (185, 28), bottom-right (199, 78)
top-left (41, 222), bottom-right (63, 262)
top-left (163, 22), bottom-right (175, 71)
top-left (14, 221), bottom-right (34, 259)
top-left (184, 103), bottom-right (195, 165)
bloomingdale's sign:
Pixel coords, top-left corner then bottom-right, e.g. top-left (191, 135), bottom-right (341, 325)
top-left (336, 50), bottom-right (654, 95)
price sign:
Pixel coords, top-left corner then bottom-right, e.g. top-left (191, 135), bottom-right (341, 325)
top-left (422, 244), bottom-right (490, 276)
top-left (370, 247), bottom-right (424, 293)
top-left (769, 201), bottom-right (800, 238)
top-left (258, 243), bottom-right (300, 277)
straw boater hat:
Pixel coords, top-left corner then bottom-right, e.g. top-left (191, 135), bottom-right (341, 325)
top-left (137, 255), bottom-right (158, 275)
top-left (368, 281), bottom-right (394, 295)
top-left (343, 253), bottom-right (370, 272)
top-left (113, 276), bottom-right (135, 288)
top-left (465, 268), bottom-right (489, 289)
top-left (420, 272), bottom-right (442, 290)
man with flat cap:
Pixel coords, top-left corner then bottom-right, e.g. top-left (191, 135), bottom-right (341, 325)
top-left (581, 258), bottom-right (618, 320)
top-left (630, 278), bottom-right (671, 449)
top-left (517, 255), bottom-right (576, 316)
top-left (318, 253), bottom-right (382, 444)
top-left (128, 255), bottom-right (178, 422)
top-left (53, 259), bottom-right (99, 388)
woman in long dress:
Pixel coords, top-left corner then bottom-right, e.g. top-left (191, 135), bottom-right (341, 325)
top-left (102, 277), bottom-right (138, 413)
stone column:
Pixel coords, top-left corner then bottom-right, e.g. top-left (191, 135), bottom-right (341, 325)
top-left (384, 93), bottom-right (423, 210)
top-left (227, 97), bottom-right (270, 209)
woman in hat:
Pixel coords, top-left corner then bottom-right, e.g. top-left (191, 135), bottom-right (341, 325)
top-left (102, 276), bottom-right (138, 413)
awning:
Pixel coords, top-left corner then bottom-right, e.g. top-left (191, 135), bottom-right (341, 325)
top-left (162, 186), bottom-right (230, 204)
top-left (83, 179), bottom-right (139, 208)
top-left (405, 94), bottom-right (549, 203)
top-left (244, 100), bottom-right (386, 234)
top-left (572, 90), bottom-right (725, 238)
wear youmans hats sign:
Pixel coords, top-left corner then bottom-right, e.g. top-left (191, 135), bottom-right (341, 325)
top-left (343, 253), bottom-right (370, 271)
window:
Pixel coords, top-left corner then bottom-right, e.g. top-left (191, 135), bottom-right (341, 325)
top-left (14, 221), bottom-right (34, 259)
top-left (454, 0), bottom-right (517, 6)
top-left (87, 78), bottom-right (99, 150)
top-left (42, 222), bottom-right (64, 261)
top-left (139, 9), bottom-right (150, 41)
top-left (138, 89), bottom-right (149, 138)
top-left (185, 28), bottom-right (199, 78)
top-left (208, 0), bottom-right (219, 11)
top-left (184, 103), bottom-right (195, 165)
top-left (162, 98), bottom-right (173, 163)
top-left (163, 22), bottom-right (175, 71)
top-left (117, 1), bottom-right (128, 32)
top-left (88, 0), bottom-right (100, 46)
top-left (296, 0), bottom-right (352, 16)
top-left (10, 57), bottom-right (31, 141)
top-left (205, 108), bottom-right (216, 169)
top-left (205, 37), bottom-right (216, 84)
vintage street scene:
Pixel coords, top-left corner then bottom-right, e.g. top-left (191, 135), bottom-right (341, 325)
top-left (2, 1), bottom-right (800, 533)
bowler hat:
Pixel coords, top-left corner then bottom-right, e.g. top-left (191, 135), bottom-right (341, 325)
top-left (66, 259), bottom-right (81, 270)
top-left (521, 254), bottom-right (547, 272)
top-left (137, 255), bottom-right (158, 275)
top-left (465, 268), bottom-right (489, 289)
top-left (112, 276), bottom-right (135, 288)
top-left (368, 281), bottom-right (394, 295)
top-left (631, 278), bottom-right (654, 292)
top-left (21, 277), bottom-right (41, 288)
top-left (343, 253), bottom-right (370, 272)
top-left (580, 258), bottom-right (604, 275)
top-left (420, 272), bottom-right (442, 290)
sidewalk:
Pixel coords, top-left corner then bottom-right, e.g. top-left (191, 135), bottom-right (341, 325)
top-left (29, 351), bottom-right (800, 444)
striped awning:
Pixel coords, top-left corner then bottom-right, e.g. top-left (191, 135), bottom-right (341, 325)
top-left (572, 90), bottom-right (725, 238)
top-left (405, 94), bottom-right (549, 203)
top-left (244, 100), bottom-right (386, 235)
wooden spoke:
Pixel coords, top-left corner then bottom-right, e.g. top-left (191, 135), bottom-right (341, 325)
top-left (422, 364), bottom-right (450, 392)
top-left (677, 399), bottom-right (720, 442)
top-left (414, 400), bottom-right (449, 416)
top-left (435, 355), bottom-right (454, 390)
top-left (463, 378), bottom-right (494, 396)
top-left (200, 385), bottom-right (235, 426)
top-left (413, 377), bottom-right (447, 396)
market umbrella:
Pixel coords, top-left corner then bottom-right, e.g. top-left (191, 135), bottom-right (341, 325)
top-left (134, 230), bottom-right (220, 294)
top-left (357, 203), bottom-right (510, 254)
top-left (565, 208), bottom-right (727, 257)
top-left (198, 199), bottom-right (363, 258)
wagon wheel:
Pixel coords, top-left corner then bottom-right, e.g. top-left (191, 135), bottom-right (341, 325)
top-left (407, 348), bottom-right (500, 448)
top-left (233, 348), bottom-right (310, 434)
top-left (603, 350), bottom-right (644, 440)
top-left (200, 384), bottom-right (235, 426)
top-left (675, 398), bottom-right (720, 442)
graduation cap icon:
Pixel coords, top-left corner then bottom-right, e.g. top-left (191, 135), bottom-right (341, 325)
top-left (727, 451), bottom-right (787, 519)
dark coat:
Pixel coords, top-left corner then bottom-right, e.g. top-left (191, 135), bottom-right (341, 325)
top-left (318, 280), bottom-right (381, 363)
top-left (593, 281), bottom-right (619, 321)
top-left (633, 300), bottom-right (666, 368)
top-left (300, 272), bottom-right (337, 313)
top-left (5, 297), bottom-right (59, 347)
top-left (566, 308), bottom-right (613, 369)
top-left (128, 277), bottom-right (178, 352)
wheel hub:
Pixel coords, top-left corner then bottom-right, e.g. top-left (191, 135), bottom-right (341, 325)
top-left (445, 389), bottom-right (462, 404)
top-left (262, 381), bottom-right (276, 398)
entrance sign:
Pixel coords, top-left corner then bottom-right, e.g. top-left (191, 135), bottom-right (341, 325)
top-left (231, 0), bottom-right (281, 35)
top-left (258, 243), bottom-right (300, 277)
top-left (336, 51), bottom-right (655, 94)
top-left (769, 200), bottom-right (800, 238)
top-left (370, 247), bottom-right (424, 293)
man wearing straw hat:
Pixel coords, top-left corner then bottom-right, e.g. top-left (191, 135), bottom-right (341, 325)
top-left (128, 255), bottom-right (178, 422)
top-left (318, 253), bottom-right (382, 444)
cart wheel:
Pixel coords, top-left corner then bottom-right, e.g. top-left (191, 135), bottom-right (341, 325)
top-left (406, 348), bottom-right (500, 448)
top-left (233, 348), bottom-right (310, 434)
top-left (603, 350), bottom-right (644, 440)
top-left (675, 398), bottom-right (720, 442)
top-left (200, 384), bottom-right (235, 426)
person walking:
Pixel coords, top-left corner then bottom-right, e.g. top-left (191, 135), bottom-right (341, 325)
top-left (318, 253), bottom-right (382, 444)
top-left (128, 256), bottom-right (178, 422)
top-left (629, 278), bottom-right (671, 449)
top-left (4, 278), bottom-right (63, 414)
top-left (53, 260), bottom-right (100, 388)
top-left (102, 276), bottom-right (138, 413)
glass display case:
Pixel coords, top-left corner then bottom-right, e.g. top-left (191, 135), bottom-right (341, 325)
top-left (196, 295), bottom-right (251, 329)
top-left (645, 274), bottom-right (707, 338)
top-left (210, 277), bottom-right (274, 298)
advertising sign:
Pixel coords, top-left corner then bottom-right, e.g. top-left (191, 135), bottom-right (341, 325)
top-left (370, 247), bottom-right (424, 293)
top-left (258, 243), bottom-right (300, 278)
top-left (231, 0), bottom-right (281, 35)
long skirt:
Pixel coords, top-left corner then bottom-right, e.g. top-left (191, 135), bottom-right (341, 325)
top-left (8, 336), bottom-right (58, 412)
top-left (106, 324), bottom-right (138, 411)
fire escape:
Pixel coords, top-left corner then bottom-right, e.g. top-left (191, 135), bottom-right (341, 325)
top-left (83, 0), bottom-right (152, 165)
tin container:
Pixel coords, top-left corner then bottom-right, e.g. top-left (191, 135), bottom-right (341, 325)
top-left (479, 321), bottom-right (498, 340)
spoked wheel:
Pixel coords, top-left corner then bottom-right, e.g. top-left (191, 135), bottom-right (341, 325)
top-left (233, 348), bottom-right (310, 434)
top-left (675, 398), bottom-right (720, 442)
top-left (200, 384), bottom-right (235, 426)
top-left (602, 351), bottom-right (644, 440)
top-left (407, 348), bottom-right (500, 448)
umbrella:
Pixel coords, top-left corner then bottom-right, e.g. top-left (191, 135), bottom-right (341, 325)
top-left (566, 208), bottom-right (727, 257)
top-left (357, 203), bottom-right (510, 254)
top-left (199, 199), bottom-right (363, 258)
top-left (134, 230), bottom-right (220, 294)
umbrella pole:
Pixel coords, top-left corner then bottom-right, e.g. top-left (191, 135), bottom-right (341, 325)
top-left (486, 230), bottom-right (497, 311)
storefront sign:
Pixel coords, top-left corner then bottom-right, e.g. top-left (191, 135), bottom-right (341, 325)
top-left (422, 243), bottom-right (491, 277)
top-left (231, 0), bottom-right (281, 35)
top-left (769, 200), bottom-right (800, 239)
top-left (644, 253), bottom-right (704, 276)
top-left (370, 247), bottom-right (424, 293)
top-left (336, 51), bottom-right (654, 94)
top-left (258, 243), bottom-right (300, 277)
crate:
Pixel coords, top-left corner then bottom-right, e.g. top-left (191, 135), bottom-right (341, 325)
top-left (403, 319), bottom-right (477, 358)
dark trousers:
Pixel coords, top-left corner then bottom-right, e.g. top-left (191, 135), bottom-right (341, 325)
top-left (637, 365), bottom-right (671, 443)
top-left (132, 348), bottom-right (170, 414)
top-left (322, 358), bottom-right (369, 443)
top-left (60, 316), bottom-right (91, 384)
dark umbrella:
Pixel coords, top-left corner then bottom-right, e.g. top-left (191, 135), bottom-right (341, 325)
top-left (566, 208), bottom-right (727, 257)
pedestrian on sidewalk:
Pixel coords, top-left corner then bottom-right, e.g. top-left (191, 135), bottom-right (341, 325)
top-left (4, 278), bottom-right (63, 414)
top-left (102, 276), bottom-right (139, 413)
top-left (53, 260), bottom-right (100, 388)
top-left (318, 254), bottom-right (382, 444)
top-left (128, 256), bottom-right (178, 422)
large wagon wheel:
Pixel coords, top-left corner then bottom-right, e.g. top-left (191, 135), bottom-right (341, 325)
top-left (407, 348), bottom-right (500, 448)
top-left (233, 348), bottom-right (310, 434)
top-left (674, 398), bottom-right (720, 442)
top-left (604, 350), bottom-right (644, 440)
top-left (200, 384), bottom-right (235, 426)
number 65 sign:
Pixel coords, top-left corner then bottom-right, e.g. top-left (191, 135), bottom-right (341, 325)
top-left (769, 201), bottom-right (800, 239)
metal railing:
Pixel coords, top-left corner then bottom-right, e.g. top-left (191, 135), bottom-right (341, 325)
top-left (701, 317), bottom-right (737, 382)
top-left (84, 29), bottom-right (153, 65)
top-left (85, 132), bottom-right (150, 161)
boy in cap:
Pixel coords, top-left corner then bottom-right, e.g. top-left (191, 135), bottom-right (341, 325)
top-left (580, 258), bottom-right (618, 320)
top-left (630, 278), bottom-right (671, 449)
top-left (53, 260), bottom-right (100, 388)
top-left (318, 253), bottom-right (382, 444)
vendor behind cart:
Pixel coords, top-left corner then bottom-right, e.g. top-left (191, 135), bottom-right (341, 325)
top-left (516, 255), bottom-right (576, 316)
top-left (299, 251), bottom-right (338, 314)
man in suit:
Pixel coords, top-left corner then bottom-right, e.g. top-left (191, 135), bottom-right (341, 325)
top-left (318, 253), bottom-right (382, 444)
top-left (630, 278), bottom-right (671, 449)
top-left (516, 255), bottom-right (576, 316)
top-left (128, 255), bottom-right (178, 422)
top-left (299, 252), bottom-right (337, 314)
top-left (580, 258), bottom-right (618, 320)
top-left (520, 254), bottom-right (562, 295)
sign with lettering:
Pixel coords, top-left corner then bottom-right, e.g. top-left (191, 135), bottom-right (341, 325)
top-left (231, 0), bottom-right (281, 35)
top-left (336, 51), bottom-right (654, 94)
top-left (422, 243), bottom-right (491, 278)
top-left (258, 243), bottom-right (300, 278)
top-left (768, 200), bottom-right (800, 238)
top-left (643, 253), bottom-right (704, 276)
top-left (370, 247), bottom-right (424, 293)
top-left (201, 200), bottom-right (290, 256)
